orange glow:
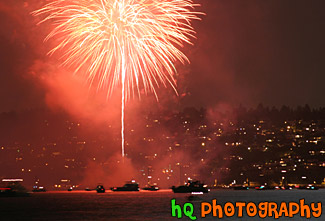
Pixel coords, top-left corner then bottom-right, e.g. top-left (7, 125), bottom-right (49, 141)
top-left (33, 0), bottom-right (201, 157)
top-left (32, 0), bottom-right (201, 99)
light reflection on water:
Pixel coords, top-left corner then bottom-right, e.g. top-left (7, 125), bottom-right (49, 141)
top-left (0, 189), bottom-right (324, 220)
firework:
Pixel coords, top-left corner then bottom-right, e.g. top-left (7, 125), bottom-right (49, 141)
top-left (33, 0), bottom-right (201, 157)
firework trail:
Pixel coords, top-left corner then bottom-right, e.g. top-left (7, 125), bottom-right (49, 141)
top-left (33, 0), bottom-right (201, 157)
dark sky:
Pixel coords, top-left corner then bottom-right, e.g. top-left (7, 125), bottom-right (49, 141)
top-left (184, 0), bottom-right (325, 108)
top-left (1, 0), bottom-right (325, 113)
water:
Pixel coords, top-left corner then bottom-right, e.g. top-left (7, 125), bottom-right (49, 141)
top-left (0, 189), bottom-right (324, 220)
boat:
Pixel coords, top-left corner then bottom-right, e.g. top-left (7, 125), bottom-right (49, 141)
top-left (32, 186), bottom-right (46, 192)
top-left (96, 184), bottom-right (106, 193)
top-left (297, 185), bottom-right (318, 190)
top-left (142, 185), bottom-right (159, 191)
top-left (0, 184), bottom-right (30, 197)
top-left (306, 185), bottom-right (319, 190)
top-left (255, 185), bottom-right (274, 190)
top-left (111, 180), bottom-right (139, 192)
top-left (280, 185), bottom-right (293, 190)
top-left (32, 178), bottom-right (46, 192)
top-left (172, 180), bottom-right (209, 193)
top-left (233, 185), bottom-right (249, 190)
top-left (67, 187), bottom-right (73, 191)
top-left (142, 167), bottom-right (159, 191)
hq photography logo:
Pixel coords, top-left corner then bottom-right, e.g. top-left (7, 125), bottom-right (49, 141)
top-left (171, 199), bottom-right (322, 220)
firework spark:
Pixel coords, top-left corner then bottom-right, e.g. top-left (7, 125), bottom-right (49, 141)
top-left (33, 0), bottom-right (201, 157)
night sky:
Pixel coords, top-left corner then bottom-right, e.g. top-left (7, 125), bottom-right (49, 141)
top-left (1, 0), bottom-right (325, 113)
